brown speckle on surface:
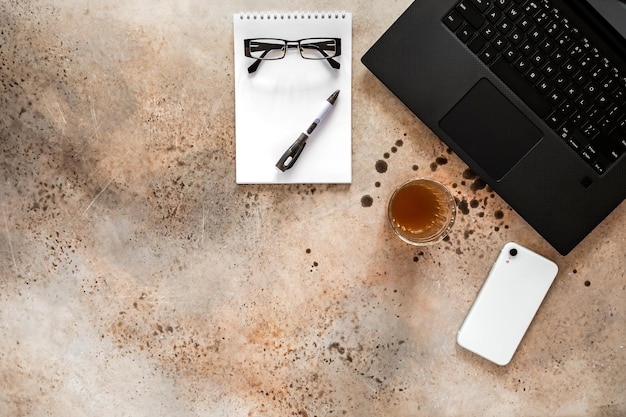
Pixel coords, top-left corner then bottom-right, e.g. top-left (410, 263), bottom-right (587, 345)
top-left (361, 195), bottom-right (374, 207)
top-left (375, 160), bottom-right (388, 173)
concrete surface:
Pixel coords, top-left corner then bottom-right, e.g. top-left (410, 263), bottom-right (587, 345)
top-left (1, 1), bottom-right (624, 416)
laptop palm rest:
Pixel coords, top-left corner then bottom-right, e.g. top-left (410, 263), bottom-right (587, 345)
top-left (439, 78), bottom-right (544, 181)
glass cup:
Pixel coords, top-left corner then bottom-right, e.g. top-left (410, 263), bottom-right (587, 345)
top-left (388, 178), bottom-right (456, 245)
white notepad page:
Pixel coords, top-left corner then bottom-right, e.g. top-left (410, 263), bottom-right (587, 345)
top-left (233, 12), bottom-right (352, 184)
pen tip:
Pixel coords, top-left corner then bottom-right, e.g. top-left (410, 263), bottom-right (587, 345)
top-left (328, 89), bottom-right (340, 104)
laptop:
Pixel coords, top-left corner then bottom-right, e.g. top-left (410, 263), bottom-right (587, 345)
top-left (362, 0), bottom-right (626, 255)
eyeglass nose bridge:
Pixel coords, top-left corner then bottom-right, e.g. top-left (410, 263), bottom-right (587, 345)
top-left (285, 41), bottom-right (303, 56)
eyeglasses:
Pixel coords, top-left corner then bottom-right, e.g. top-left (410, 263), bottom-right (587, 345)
top-left (244, 38), bottom-right (342, 73)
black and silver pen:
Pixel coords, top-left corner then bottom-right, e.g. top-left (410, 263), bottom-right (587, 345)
top-left (276, 89), bottom-right (340, 172)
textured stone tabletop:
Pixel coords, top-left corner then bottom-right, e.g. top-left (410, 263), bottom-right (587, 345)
top-left (1, 1), bottom-right (624, 416)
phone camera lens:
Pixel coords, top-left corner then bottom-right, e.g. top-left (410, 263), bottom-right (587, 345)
top-left (509, 248), bottom-right (518, 257)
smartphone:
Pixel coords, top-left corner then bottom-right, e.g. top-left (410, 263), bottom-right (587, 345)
top-left (457, 242), bottom-right (559, 366)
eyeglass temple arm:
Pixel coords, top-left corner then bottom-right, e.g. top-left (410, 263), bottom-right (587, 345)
top-left (301, 43), bottom-right (340, 69)
top-left (247, 49), bottom-right (272, 74)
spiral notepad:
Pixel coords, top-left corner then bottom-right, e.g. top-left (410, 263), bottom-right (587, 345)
top-left (233, 12), bottom-right (352, 184)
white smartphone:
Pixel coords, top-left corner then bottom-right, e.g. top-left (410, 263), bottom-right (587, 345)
top-left (457, 242), bottom-right (559, 366)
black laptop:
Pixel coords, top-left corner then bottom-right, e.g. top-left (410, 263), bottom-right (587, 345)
top-left (362, 0), bottom-right (626, 255)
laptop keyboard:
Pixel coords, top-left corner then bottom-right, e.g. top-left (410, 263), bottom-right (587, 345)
top-left (443, 0), bottom-right (626, 175)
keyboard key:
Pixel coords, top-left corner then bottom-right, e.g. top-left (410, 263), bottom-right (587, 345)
top-left (539, 39), bottom-right (555, 54)
top-left (529, 28), bottom-right (543, 42)
top-left (584, 82), bottom-right (599, 98)
top-left (587, 105), bottom-right (601, 122)
top-left (562, 60), bottom-right (577, 76)
top-left (597, 116), bottom-right (613, 131)
top-left (607, 104), bottom-right (624, 120)
top-left (469, 36), bottom-right (487, 53)
top-left (506, 5), bottom-right (522, 21)
top-left (572, 72), bottom-right (588, 86)
top-left (481, 25), bottom-right (497, 40)
top-left (596, 132), bottom-right (623, 161)
top-left (517, 17), bottom-right (533, 32)
top-left (492, 35), bottom-right (508, 51)
top-left (592, 159), bottom-right (607, 174)
top-left (570, 111), bottom-right (584, 126)
top-left (576, 95), bottom-right (592, 111)
top-left (545, 22), bottom-right (561, 37)
top-left (443, 10), bottom-right (464, 31)
top-left (457, 24), bottom-right (475, 43)
top-left (469, 0), bottom-right (490, 12)
top-left (534, 11), bottom-right (551, 26)
top-left (558, 124), bottom-right (584, 150)
top-left (495, 0), bottom-right (511, 10)
top-left (546, 110), bottom-right (562, 128)
top-left (559, 101), bottom-right (574, 116)
top-left (581, 145), bottom-right (596, 162)
top-left (595, 93), bottom-right (609, 108)
top-left (479, 45), bottom-right (498, 64)
top-left (457, 0), bottom-right (485, 29)
top-left (514, 57), bottom-right (530, 72)
top-left (523, 1), bottom-right (540, 15)
top-left (551, 50), bottom-right (565, 64)
top-left (530, 51), bottom-right (547, 66)
top-left (565, 84), bottom-right (580, 100)
top-left (537, 80), bottom-right (552, 94)
top-left (567, 43), bottom-right (584, 59)
top-left (548, 90), bottom-right (563, 105)
top-left (525, 68), bottom-right (541, 83)
top-left (498, 18), bottom-right (514, 34)
top-left (520, 40), bottom-right (535, 55)
top-left (490, 56), bottom-right (552, 117)
top-left (542, 63), bottom-right (557, 78)
top-left (581, 121), bottom-right (599, 139)
top-left (508, 28), bottom-right (524, 44)
top-left (486, 7), bottom-right (502, 23)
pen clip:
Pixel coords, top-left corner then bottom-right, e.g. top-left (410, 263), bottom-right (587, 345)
top-left (276, 133), bottom-right (308, 172)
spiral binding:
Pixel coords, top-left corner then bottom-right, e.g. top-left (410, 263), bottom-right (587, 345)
top-left (238, 11), bottom-right (348, 20)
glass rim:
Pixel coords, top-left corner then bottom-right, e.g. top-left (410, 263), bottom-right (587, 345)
top-left (387, 177), bottom-right (457, 245)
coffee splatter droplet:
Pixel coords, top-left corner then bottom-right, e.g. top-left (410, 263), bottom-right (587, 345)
top-left (436, 157), bottom-right (448, 165)
top-left (463, 169), bottom-right (477, 179)
top-left (494, 210), bottom-right (504, 219)
top-left (456, 198), bottom-right (470, 215)
top-left (584, 280), bottom-right (591, 287)
top-left (361, 195), bottom-right (374, 207)
top-left (430, 162), bottom-right (438, 171)
top-left (391, 146), bottom-right (398, 153)
top-left (412, 165), bottom-right (419, 171)
top-left (376, 160), bottom-right (388, 173)
top-left (396, 140), bottom-right (404, 147)
top-left (471, 178), bottom-right (487, 191)
top-left (375, 181), bottom-right (381, 188)
top-left (384, 152), bottom-right (390, 159)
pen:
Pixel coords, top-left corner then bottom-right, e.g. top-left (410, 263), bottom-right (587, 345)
top-left (275, 89), bottom-right (340, 172)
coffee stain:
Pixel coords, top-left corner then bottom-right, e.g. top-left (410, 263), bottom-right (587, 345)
top-left (375, 160), bottom-right (388, 173)
top-left (361, 195), bottom-right (374, 208)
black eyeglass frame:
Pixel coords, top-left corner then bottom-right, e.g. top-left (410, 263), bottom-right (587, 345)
top-left (244, 37), bottom-right (342, 73)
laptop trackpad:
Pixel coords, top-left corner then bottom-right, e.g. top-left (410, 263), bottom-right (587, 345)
top-left (439, 78), bottom-right (543, 181)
